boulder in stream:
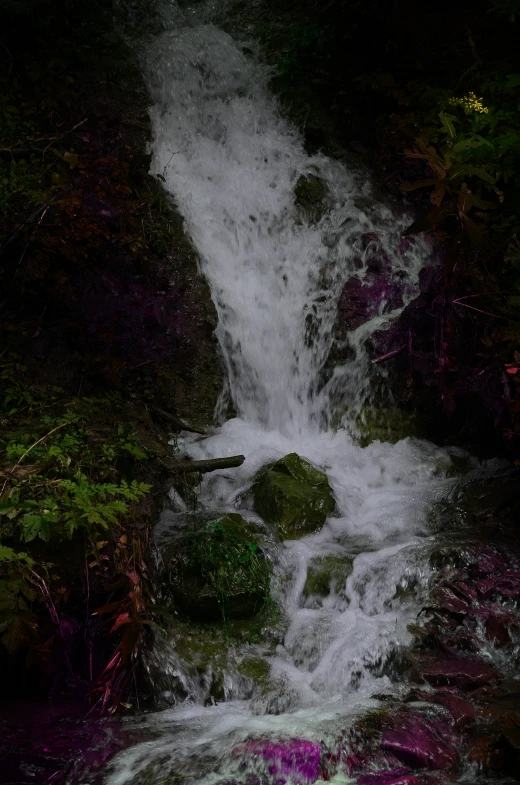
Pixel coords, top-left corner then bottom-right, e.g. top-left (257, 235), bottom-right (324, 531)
top-left (163, 513), bottom-right (271, 622)
top-left (380, 712), bottom-right (460, 771)
top-left (253, 453), bottom-right (336, 539)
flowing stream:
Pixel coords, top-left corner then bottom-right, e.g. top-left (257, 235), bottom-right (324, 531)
top-left (100, 4), bottom-right (476, 784)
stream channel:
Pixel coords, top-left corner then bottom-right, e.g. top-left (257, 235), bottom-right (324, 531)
top-left (86, 2), bottom-right (516, 783)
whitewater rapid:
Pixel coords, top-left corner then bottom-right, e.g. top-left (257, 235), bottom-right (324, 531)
top-left (100, 6), bottom-right (470, 785)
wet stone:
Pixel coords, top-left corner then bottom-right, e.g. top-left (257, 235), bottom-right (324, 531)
top-left (162, 513), bottom-right (271, 621)
top-left (302, 554), bottom-right (354, 601)
top-left (294, 173), bottom-right (327, 222)
top-left (380, 713), bottom-right (460, 771)
top-left (253, 453), bottom-right (336, 540)
top-left (417, 654), bottom-right (498, 691)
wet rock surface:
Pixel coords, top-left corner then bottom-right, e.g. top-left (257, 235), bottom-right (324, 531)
top-left (253, 453), bottom-right (336, 540)
top-left (163, 513), bottom-right (271, 621)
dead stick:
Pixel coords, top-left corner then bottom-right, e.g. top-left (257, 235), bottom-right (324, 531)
top-left (165, 455), bottom-right (245, 473)
top-left (371, 345), bottom-right (407, 364)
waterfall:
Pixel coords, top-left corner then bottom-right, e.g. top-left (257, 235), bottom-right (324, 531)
top-left (101, 7), bottom-right (469, 785)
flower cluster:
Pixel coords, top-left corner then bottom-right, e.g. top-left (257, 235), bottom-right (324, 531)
top-left (449, 91), bottom-right (489, 114)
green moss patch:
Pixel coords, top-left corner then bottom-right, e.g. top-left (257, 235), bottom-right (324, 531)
top-left (355, 408), bottom-right (419, 447)
top-left (164, 514), bottom-right (272, 622)
top-left (303, 554), bottom-right (354, 599)
top-left (253, 453), bottom-right (336, 539)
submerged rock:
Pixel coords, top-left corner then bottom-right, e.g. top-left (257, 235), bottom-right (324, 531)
top-left (163, 513), bottom-right (271, 621)
top-left (294, 173), bottom-right (327, 222)
top-left (253, 453), bottom-right (335, 539)
top-left (232, 738), bottom-right (321, 784)
top-left (303, 554), bottom-right (353, 600)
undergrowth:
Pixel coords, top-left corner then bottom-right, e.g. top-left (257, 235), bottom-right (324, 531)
top-left (0, 353), bottom-right (160, 707)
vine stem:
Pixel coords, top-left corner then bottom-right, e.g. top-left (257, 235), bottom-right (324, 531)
top-left (11, 422), bottom-right (68, 470)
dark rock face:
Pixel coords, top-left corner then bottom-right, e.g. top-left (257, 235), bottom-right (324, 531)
top-left (163, 514), bottom-right (270, 621)
top-left (253, 453), bottom-right (336, 539)
top-left (335, 233), bottom-right (416, 337)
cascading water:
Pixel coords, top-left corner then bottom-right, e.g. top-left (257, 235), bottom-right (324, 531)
top-left (99, 5), bottom-right (475, 784)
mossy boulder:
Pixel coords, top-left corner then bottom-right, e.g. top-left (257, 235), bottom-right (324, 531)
top-left (355, 407), bottom-right (418, 447)
top-left (303, 554), bottom-right (354, 599)
top-left (294, 173), bottom-right (327, 222)
top-left (253, 453), bottom-right (335, 540)
top-left (163, 513), bottom-right (271, 622)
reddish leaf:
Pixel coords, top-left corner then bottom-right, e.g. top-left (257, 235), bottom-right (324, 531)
top-left (111, 612), bottom-right (131, 632)
top-left (460, 213), bottom-right (486, 250)
top-left (400, 179), bottom-right (439, 191)
top-left (403, 202), bottom-right (452, 235)
top-left (431, 182), bottom-right (447, 206)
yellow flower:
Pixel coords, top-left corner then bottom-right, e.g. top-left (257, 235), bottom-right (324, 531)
top-left (449, 92), bottom-right (489, 113)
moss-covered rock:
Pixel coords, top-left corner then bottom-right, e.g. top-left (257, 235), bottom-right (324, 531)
top-left (303, 554), bottom-right (353, 599)
top-left (253, 453), bottom-right (335, 539)
top-left (355, 407), bottom-right (419, 447)
top-left (294, 173), bottom-right (327, 222)
top-left (163, 514), bottom-right (271, 622)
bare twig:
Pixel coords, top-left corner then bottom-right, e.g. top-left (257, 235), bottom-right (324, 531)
top-left (452, 295), bottom-right (508, 320)
top-left (371, 345), bottom-right (407, 364)
top-left (43, 117), bottom-right (88, 154)
top-left (11, 422), bottom-right (68, 470)
top-left (0, 192), bottom-right (64, 258)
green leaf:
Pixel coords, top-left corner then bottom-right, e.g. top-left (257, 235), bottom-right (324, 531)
top-left (21, 513), bottom-right (44, 542)
top-left (0, 546), bottom-right (34, 566)
top-left (439, 112), bottom-right (458, 139)
top-left (450, 165), bottom-right (496, 184)
top-left (0, 614), bottom-right (37, 654)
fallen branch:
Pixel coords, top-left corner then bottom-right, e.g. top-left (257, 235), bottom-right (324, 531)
top-left (152, 406), bottom-right (206, 435)
top-left (165, 455), bottom-right (245, 473)
top-left (452, 296), bottom-right (508, 320)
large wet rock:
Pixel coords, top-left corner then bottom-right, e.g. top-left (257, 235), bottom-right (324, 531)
top-left (163, 513), bottom-right (271, 621)
top-left (232, 739), bottom-right (321, 784)
top-left (380, 712), bottom-right (460, 771)
top-left (253, 453), bottom-right (335, 540)
top-left (416, 653), bottom-right (498, 691)
top-left (405, 689), bottom-right (475, 729)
